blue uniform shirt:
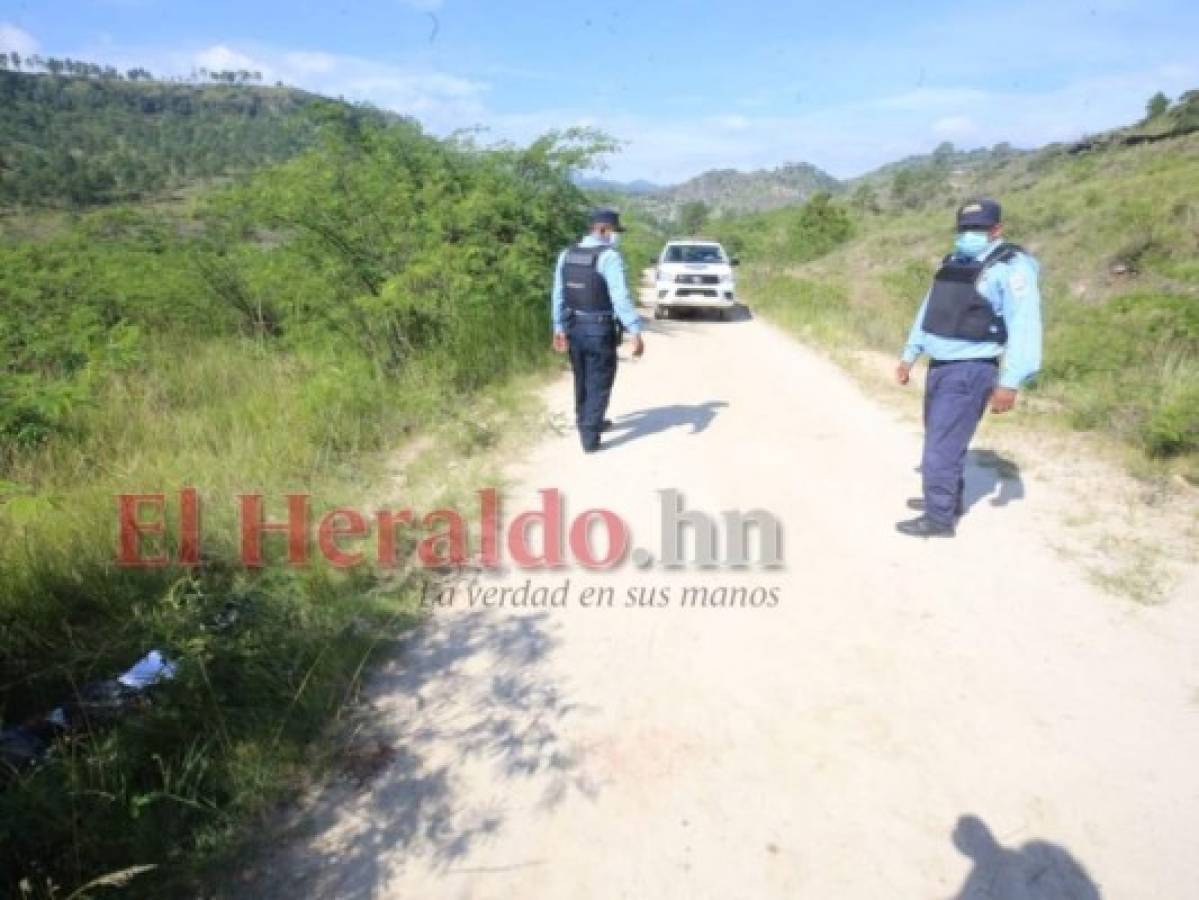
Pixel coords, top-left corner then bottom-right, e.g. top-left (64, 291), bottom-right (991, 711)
top-left (901, 239), bottom-right (1043, 390)
top-left (551, 234), bottom-right (642, 336)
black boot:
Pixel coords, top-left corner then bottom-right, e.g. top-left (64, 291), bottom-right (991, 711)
top-left (895, 515), bottom-right (955, 538)
top-left (906, 496), bottom-right (966, 516)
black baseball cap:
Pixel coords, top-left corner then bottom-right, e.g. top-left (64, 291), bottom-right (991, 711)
top-left (956, 198), bottom-right (1002, 231)
top-left (589, 207), bottom-right (626, 232)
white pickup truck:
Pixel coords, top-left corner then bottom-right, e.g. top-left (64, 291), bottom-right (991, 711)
top-left (653, 239), bottom-right (740, 321)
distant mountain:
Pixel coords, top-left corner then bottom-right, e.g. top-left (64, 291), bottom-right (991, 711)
top-left (631, 162), bottom-right (842, 220)
top-left (867, 145), bottom-right (1021, 181)
top-left (574, 175), bottom-right (663, 195)
top-left (839, 91), bottom-right (1199, 216)
top-left (831, 140), bottom-right (1042, 216)
top-left (848, 91), bottom-right (1199, 197)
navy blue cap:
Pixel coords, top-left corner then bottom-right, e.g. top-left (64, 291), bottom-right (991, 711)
top-left (589, 207), bottom-right (626, 232)
top-left (956, 198), bottom-right (1002, 231)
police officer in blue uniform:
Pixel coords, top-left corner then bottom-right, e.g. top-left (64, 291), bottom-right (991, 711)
top-left (551, 208), bottom-right (645, 453)
top-left (895, 198), bottom-right (1043, 537)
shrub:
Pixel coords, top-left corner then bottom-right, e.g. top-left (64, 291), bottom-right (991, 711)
top-left (787, 192), bottom-right (853, 262)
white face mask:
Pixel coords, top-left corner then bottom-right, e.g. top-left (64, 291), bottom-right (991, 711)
top-left (608, 231), bottom-right (621, 247)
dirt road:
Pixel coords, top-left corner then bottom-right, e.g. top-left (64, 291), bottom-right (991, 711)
top-left (238, 303), bottom-right (1199, 899)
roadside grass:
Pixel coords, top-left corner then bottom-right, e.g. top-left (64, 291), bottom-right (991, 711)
top-left (1, 114), bottom-right (608, 896)
top-left (1090, 533), bottom-right (1176, 605)
top-left (0, 333), bottom-right (555, 897)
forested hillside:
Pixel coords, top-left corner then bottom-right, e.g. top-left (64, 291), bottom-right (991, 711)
top-left (0, 69), bottom-right (387, 206)
top-left (622, 161), bottom-right (841, 221)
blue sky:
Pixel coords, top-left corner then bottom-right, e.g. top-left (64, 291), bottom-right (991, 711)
top-left (2, 0), bottom-right (1197, 182)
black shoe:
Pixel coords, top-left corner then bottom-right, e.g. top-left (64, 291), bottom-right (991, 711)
top-left (895, 515), bottom-right (955, 538)
top-left (601, 419), bottom-right (613, 432)
top-left (906, 497), bottom-right (966, 516)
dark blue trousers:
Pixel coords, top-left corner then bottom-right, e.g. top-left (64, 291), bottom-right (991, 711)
top-left (567, 320), bottom-right (618, 450)
top-left (922, 359), bottom-right (998, 525)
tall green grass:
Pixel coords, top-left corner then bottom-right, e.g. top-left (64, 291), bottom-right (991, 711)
top-left (1, 115), bottom-right (603, 896)
top-left (1, 339), bottom-right (426, 896)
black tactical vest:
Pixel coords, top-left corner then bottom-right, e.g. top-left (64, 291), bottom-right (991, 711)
top-left (922, 243), bottom-right (1026, 344)
top-left (562, 243), bottom-right (613, 313)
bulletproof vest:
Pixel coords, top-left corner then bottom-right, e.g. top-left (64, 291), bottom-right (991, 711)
top-left (922, 243), bottom-right (1026, 344)
top-left (562, 243), bottom-right (613, 313)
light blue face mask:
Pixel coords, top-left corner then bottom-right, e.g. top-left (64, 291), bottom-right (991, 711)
top-left (954, 230), bottom-right (990, 258)
top-left (608, 231), bottom-right (621, 247)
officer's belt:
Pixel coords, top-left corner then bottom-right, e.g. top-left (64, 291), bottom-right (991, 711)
top-left (928, 357), bottom-right (999, 369)
top-left (566, 308), bottom-right (614, 320)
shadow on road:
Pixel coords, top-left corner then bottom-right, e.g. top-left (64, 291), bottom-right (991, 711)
top-left (951, 814), bottom-right (1102, 899)
top-left (602, 400), bottom-right (728, 450)
top-left (232, 608), bottom-right (593, 899)
top-left (650, 305), bottom-right (754, 324)
top-left (964, 447), bottom-right (1025, 514)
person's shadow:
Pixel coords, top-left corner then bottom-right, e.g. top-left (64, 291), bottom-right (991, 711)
top-left (952, 814), bottom-right (1102, 899)
top-left (602, 401), bottom-right (728, 449)
top-left (962, 448), bottom-right (1025, 514)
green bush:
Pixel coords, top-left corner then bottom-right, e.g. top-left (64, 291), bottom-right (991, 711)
top-left (1146, 368), bottom-right (1199, 456)
top-left (1041, 293), bottom-right (1198, 456)
top-left (787, 192), bottom-right (854, 262)
top-left (711, 192), bottom-right (854, 266)
top-left (1045, 292), bottom-right (1198, 381)
top-left (1, 115), bottom-right (608, 896)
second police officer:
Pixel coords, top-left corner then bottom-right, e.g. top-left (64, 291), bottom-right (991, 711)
top-left (551, 208), bottom-right (645, 453)
top-left (895, 197), bottom-right (1043, 538)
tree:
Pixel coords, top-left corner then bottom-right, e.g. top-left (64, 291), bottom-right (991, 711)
top-left (850, 182), bottom-right (881, 215)
top-left (1145, 91), bottom-right (1170, 121)
top-left (788, 192), bottom-right (853, 262)
top-left (679, 200), bottom-right (710, 235)
top-left (891, 167), bottom-right (940, 210)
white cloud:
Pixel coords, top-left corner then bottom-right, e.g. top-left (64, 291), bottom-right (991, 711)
top-left (114, 41), bottom-right (489, 129)
top-left (482, 61), bottom-right (1199, 182)
top-left (340, 71), bottom-right (487, 116)
top-left (195, 44), bottom-right (272, 78)
top-left (932, 116), bottom-right (980, 140)
top-left (44, 26), bottom-right (1198, 184)
top-left (0, 23), bottom-right (39, 57)
top-left (284, 51), bottom-right (338, 75)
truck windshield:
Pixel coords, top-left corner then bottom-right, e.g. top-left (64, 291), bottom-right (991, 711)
top-left (664, 245), bottom-right (725, 263)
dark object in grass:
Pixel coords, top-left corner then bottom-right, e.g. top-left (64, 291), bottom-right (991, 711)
top-left (0, 650), bottom-right (177, 786)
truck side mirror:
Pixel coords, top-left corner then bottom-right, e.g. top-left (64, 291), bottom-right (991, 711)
top-left (731, 257), bottom-right (741, 266)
